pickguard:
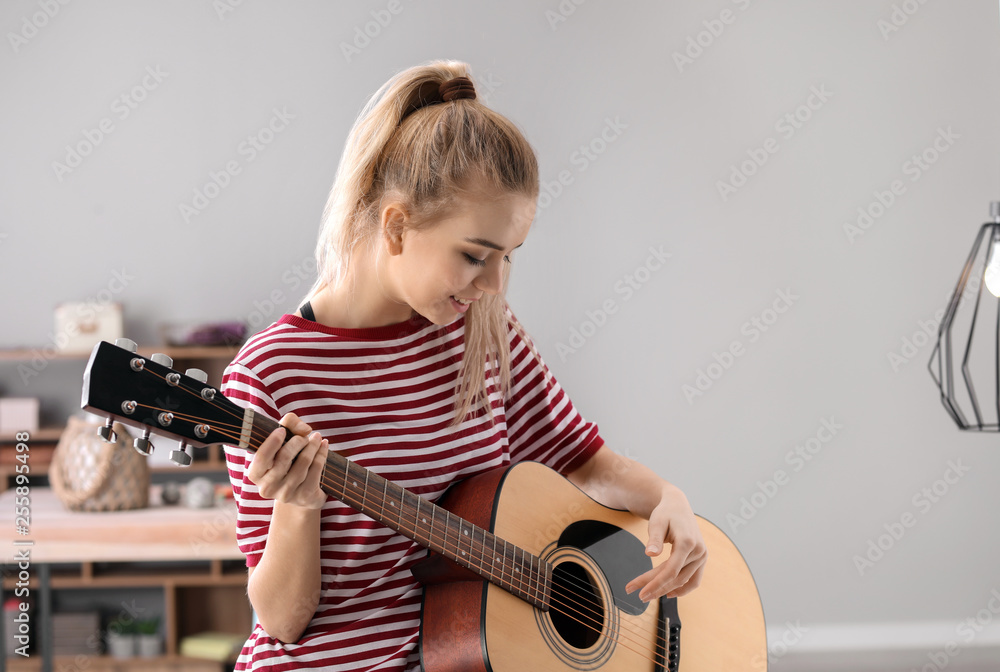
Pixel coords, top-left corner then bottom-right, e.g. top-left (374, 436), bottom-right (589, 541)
top-left (558, 519), bottom-right (650, 616)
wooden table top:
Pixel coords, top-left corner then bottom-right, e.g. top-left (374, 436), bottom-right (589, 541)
top-left (0, 486), bottom-right (242, 564)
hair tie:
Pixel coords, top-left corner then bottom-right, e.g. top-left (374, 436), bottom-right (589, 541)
top-left (439, 77), bottom-right (476, 102)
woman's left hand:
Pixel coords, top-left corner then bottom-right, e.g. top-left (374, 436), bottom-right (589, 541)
top-left (624, 484), bottom-right (708, 602)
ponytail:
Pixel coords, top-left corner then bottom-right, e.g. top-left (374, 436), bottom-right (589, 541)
top-left (305, 61), bottom-right (541, 426)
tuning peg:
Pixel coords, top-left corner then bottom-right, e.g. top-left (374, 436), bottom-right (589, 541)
top-left (115, 338), bottom-right (138, 353)
top-left (185, 368), bottom-right (208, 383)
top-left (170, 442), bottom-right (192, 467)
top-left (97, 416), bottom-right (117, 443)
top-left (133, 427), bottom-right (154, 455)
top-left (150, 353), bottom-right (173, 368)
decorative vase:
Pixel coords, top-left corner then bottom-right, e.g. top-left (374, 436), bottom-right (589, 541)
top-left (106, 632), bottom-right (136, 658)
top-left (137, 633), bottom-right (162, 657)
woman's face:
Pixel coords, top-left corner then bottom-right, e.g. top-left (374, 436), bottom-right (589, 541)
top-left (383, 190), bottom-right (536, 325)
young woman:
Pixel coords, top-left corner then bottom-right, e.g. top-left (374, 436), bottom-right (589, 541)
top-left (221, 60), bottom-right (707, 671)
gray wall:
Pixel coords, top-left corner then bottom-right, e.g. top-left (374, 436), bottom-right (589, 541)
top-left (3, 0), bottom-right (1000, 663)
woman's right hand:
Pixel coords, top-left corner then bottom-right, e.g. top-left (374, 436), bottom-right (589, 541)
top-left (246, 412), bottom-right (329, 510)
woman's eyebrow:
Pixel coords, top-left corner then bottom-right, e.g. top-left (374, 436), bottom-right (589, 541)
top-left (464, 237), bottom-right (525, 251)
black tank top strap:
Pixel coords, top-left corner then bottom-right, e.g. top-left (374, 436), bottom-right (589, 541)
top-left (298, 301), bottom-right (316, 322)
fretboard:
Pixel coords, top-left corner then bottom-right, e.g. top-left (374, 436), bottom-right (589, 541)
top-left (250, 411), bottom-right (551, 610)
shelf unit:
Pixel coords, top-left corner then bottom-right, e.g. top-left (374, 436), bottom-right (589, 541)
top-left (0, 345), bottom-right (240, 491)
top-left (4, 558), bottom-right (251, 671)
top-left (1, 486), bottom-right (251, 671)
top-left (1, 343), bottom-right (249, 670)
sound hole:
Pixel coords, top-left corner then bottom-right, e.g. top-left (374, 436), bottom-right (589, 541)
top-left (550, 561), bottom-right (604, 650)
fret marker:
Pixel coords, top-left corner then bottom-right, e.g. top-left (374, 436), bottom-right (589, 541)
top-left (422, 517), bottom-right (428, 524)
top-left (353, 481), bottom-right (358, 487)
top-left (461, 551), bottom-right (467, 556)
top-left (495, 556), bottom-right (501, 564)
top-left (390, 501), bottom-right (396, 507)
top-left (514, 567), bottom-right (519, 573)
top-left (463, 529), bottom-right (469, 536)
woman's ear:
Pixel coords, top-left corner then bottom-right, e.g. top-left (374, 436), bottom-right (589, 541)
top-left (381, 202), bottom-right (408, 256)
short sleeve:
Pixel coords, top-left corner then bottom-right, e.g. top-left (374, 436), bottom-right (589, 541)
top-left (503, 309), bottom-right (604, 475)
top-left (220, 361), bottom-right (281, 568)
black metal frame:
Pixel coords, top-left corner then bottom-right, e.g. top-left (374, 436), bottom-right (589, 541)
top-left (929, 219), bottom-right (1000, 431)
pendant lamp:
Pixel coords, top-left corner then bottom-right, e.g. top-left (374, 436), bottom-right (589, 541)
top-left (929, 201), bottom-right (1000, 430)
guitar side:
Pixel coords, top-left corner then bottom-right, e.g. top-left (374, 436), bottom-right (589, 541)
top-left (417, 461), bottom-right (768, 672)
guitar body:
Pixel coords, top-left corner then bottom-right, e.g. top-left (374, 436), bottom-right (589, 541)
top-left (416, 461), bottom-right (767, 672)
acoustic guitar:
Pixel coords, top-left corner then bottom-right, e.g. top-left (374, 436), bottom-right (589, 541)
top-left (80, 339), bottom-right (768, 671)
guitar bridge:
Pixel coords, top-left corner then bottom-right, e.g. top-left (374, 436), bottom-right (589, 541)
top-left (656, 595), bottom-right (682, 672)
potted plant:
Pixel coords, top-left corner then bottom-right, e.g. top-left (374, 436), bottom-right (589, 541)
top-left (136, 617), bottom-right (162, 657)
top-left (106, 616), bottom-right (137, 658)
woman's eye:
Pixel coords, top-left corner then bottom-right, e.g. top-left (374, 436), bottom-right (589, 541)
top-left (503, 254), bottom-right (512, 264)
top-left (463, 253), bottom-right (486, 267)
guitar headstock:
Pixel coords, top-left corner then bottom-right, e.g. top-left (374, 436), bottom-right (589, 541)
top-left (81, 339), bottom-right (244, 465)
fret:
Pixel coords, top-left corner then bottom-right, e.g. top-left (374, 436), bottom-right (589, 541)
top-left (308, 444), bottom-right (550, 610)
top-left (341, 456), bottom-right (350, 501)
top-left (499, 538), bottom-right (509, 591)
top-left (528, 552), bottom-right (538, 606)
top-left (363, 470), bottom-right (372, 519)
top-left (409, 491), bottom-right (424, 547)
top-left (381, 478), bottom-right (389, 523)
top-left (427, 499), bottom-right (436, 554)
top-left (517, 546), bottom-right (531, 602)
top-left (490, 534), bottom-right (497, 584)
top-left (443, 510), bottom-right (454, 564)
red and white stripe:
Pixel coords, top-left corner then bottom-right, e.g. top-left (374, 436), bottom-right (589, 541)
top-left (222, 310), bottom-right (602, 671)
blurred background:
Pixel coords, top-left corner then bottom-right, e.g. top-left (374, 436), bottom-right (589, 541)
top-left (2, 1), bottom-right (999, 670)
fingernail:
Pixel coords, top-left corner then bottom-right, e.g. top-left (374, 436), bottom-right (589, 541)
top-left (309, 431), bottom-right (321, 441)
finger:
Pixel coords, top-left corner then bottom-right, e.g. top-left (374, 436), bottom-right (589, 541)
top-left (645, 513), bottom-right (670, 557)
top-left (655, 539), bottom-right (707, 597)
top-left (667, 562), bottom-right (706, 599)
top-left (654, 534), bottom-right (697, 584)
top-left (284, 432), bottom-right (324, 490)
top-left (627, 538), bottom-right (700, 601)
top-left (295, 439), bottom-right (330, 503)
top-left (625, 565), bottom-right (660, 596)
top-left (267, 432), bottom-right (307, 476)
top-left (256, 433), bottom-right (319, 501)
top-left (660, 557), bottom-right (704, 598)
top-left (246, 426), bottom-right (289, 482)
top-left (280, 412), bottom-right (312, 437)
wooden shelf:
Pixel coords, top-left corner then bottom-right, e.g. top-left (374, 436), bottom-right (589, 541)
top-left (0, 488), bottom-right (250, 667)
top-left (0, 428), bottom-right (62, 442)
top-left (0, 345), bottom-right (240, 362)
top-left (7, 653), bottom-right (230, 672)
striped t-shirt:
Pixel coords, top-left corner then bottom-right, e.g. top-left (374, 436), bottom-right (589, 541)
top-left (221, 308), bottom-right (604, 671)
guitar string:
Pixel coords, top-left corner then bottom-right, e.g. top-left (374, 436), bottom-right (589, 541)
top-left (121, 370), bottom-right (672, 663)
top-left (314, 467), bottom-right (672, 669)
top-left (124, 386), bottom-right (670, 660)
top-left (119, 368), bottom-right (664, 631)
top-left (127, 400), bottom-right (663, 664)
top-left (125, 390), bottom-right (669, 661)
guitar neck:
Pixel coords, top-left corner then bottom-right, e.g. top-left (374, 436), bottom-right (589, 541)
top-left (250, 411), bottom-right (550, 610)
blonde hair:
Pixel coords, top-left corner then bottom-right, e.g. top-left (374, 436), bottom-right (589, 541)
top-left (304, 60), bottom-right (541, 426)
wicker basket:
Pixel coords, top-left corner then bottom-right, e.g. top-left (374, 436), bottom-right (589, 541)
top-left (49, 415), bottom-right (149, 512)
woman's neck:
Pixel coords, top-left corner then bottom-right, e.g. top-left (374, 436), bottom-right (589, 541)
top-left (306, 252), bottom-right (414, 329)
